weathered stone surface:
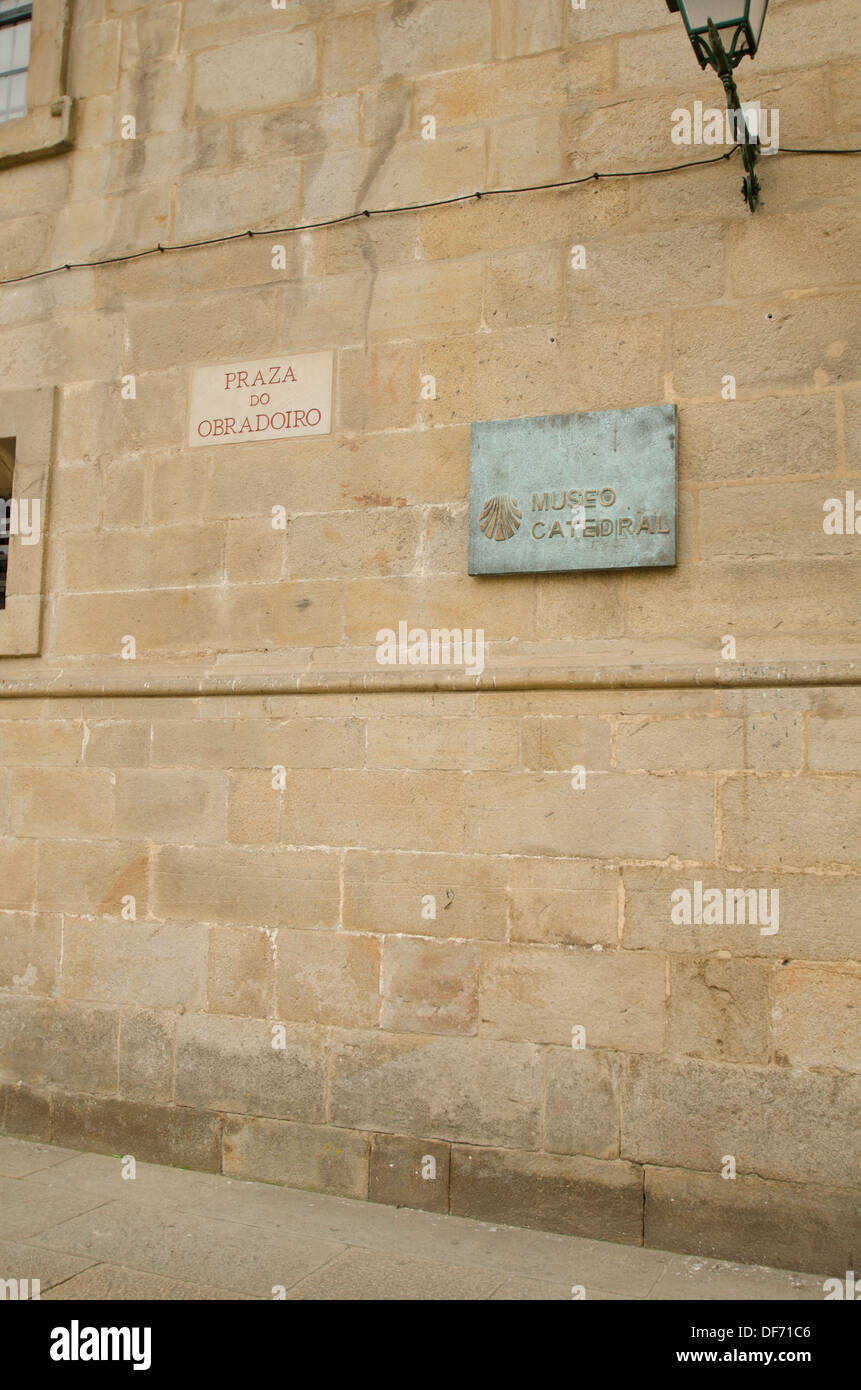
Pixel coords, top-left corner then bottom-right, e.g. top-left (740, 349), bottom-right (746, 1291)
top-left (644, 1166), bottom-right (861, 1277)
top-left (275, 930), bottom-right (381, 1029)
top-left (479, 943), bottom-right (665, 1052)
top-left (0, 1085), bottom-right (52, 1143)
top-left (0, 999), bottom-right (117, 1096)
top-left (368, 1133), bottom-right (451, 1214)
top-left (280, 771), bottom-right (465, 853)
top-left (175, 1015), bottom-right (326, 1122)
top-left (223, 1116), bottom-right (369, 1199)
top-left (0, 913), bottom-right (61, 997)
top-left (52, 1095), bottom-right (222, 1173)
top-left (207, 926), bottom-right (273, 1019)
top-left (622, 866), bottom-right (861, 961)
top-left (544, 1048), bottom-right (622, 1159)
top-left (35, 841), bottom-right (149, 917)
top-left (465, 772), bottom-right (714, 860)
top-left (0, 839), bottom-right (37, 911)
top-left (720, 775), bottom-right (861, 871)
top-left (342, 850), bottom-right (508, 941)
top-left (450, 1147), bottom-right (643, 1244)
top-left (60, 919), bottom-right (208, 1011)
top-left (508, 857), bottom-right (619, 947)
top-left (330, 1032), bottom-right (542, 1149)
top-left (773, 965), bottom-right (861, 1072)
top-left (119, 1010), bottom-right (175, 1105)
top-left (667, 958), bottom-right (770, 1065)
top-left (381, 937), bottom-right (478, 1035)
top-left (114, 771), bottom-right (227, 845)
top-left (152, 846), bottom-right (340, 929)
top-left (622, 1056), bottom-right (861, 1187)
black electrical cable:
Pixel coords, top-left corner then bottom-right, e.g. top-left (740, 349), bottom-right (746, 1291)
top-left (1, 142), bottom-right (858, 289)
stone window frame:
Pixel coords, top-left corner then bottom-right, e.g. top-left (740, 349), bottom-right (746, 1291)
top-left (0, 3), bottom-right (34, 124)
top-left (0, 0), bottom-right (71, 169)
top-left (0, 387), bottom-right (55, 656)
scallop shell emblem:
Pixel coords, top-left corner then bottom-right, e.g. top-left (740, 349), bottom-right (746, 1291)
top-left (479, 494), bottom-right (522, 541)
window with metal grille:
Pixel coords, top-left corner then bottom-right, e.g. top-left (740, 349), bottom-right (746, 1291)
top-left (0, 439), bottom-right (13, 609)
top-left (0, 2), bottom-right (32, 125)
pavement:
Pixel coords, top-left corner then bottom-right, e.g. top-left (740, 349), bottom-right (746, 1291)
top-left (0, 1135), bottom-right (829, 1301)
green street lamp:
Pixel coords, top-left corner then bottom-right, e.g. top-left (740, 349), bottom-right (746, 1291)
top-left (665, 1), bottom-right (771, 211)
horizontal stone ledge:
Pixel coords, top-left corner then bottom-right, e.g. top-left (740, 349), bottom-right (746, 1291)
top-left (0, 660), bottom-right (859, 700)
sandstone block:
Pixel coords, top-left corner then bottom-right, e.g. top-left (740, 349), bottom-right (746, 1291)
top-left (544, 1047), bottom-right (621, 1159)
top-left (36, 841), bottom-right (148, 917)
top-left (60, 919), bottom-right (208, 1011)
top-left (0, 1084), bottom-right (51, 1142)
top-left (280, 770), bottom-right (464, 852)
top-left (672, 293), bottom-right (860, 397)
top-left (227, 773), bottom-right (280, 845)
top-left (0, 913), bottom-right (61, 997)
top-left (720, 774), bottom-right (861, 870)
top-left (11, 770), bottom-right (114, 839)
top-left (193, 30), bottom-right (317, 118)
top-left (508, 857), bottom-right (619, 947)
top-left (114, 770), bottom-right (227, 845)
top-left (678, 394), bottom-right (838, 484)
top-left (0, 998), bottom-right (118, 1095)
top-left (808, 715), bottom-right (861, 771)
top-left (342, 849), bottom-right (508, 941)
top-left (773, 964), bottom-right (861, 1071)
top-left (0, 720), bottom-right (81, 765)
top-left (644, 1165), bottom-right (861, 1277)
top-left (622, 1055), bottom-right (861, 1187)
top-left (368, 1133), bottom-right (450, 1213)
top-left (366, 716), bottom-right (519, 771)
top-left (285, 508), bottom-right (422, 580)
top-left (223, 1116), bottom-right (369, 1199)
top-left (623, 865), bottom-right (860, 961)
top-left (175, 1013), bottom-right (325, 1122)
top-left (479, 942), bottom-right (665, 1051)
top-left (208, 925), bottom-right (274, 1018)
top-left (0, 840), bottom-right (37, 911)
top-left (667, 958), bottom-right (770, 1064)
top-left (119, 1009), bottom-right (175, 1104)
top-left (420, 320), bottom-right (665, 429)
top-left (53, 1094), bottom-right (221, 1172)
top-left (616, 716), bottom-right (745, 772)
top-left (329, 1031), bottom-right (542, 1148)
top-left (450, 1146), bottom-right (643, 1244)
top-left (153, 845), bottom-right (340, 929)
top-left (520, 715), bottom-right (612, 771)
top-left (381, 937), bottom-right (478, 1035)
top-left (275, 930), bottom-right (381, 1028)
top-left (465, 770), bottom-right (714, 860)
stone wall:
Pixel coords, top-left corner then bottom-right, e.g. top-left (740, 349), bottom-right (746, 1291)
top-left (0, 0), bottom-right (859, 1276)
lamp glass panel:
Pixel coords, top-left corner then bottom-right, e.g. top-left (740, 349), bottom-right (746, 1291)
top-left (747, 0), bottom-right (768, 42)
top-left (680, 1), bottom-right (745, 28)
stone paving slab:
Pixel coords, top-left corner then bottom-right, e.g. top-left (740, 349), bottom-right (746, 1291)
top-left (41, 1265), bottom-right (258, 1301)
top-left (285, 1248), bottom-right (508, 1300)
top-left (32, 1201), bottom-right (345, 1299)
top-left (0, 1173), bottom-right (110, 1244)
top-left (0, 1138), bottom-right (81, 1179)
top-left (489, 1276), bottom-right (574, 1300)
top-left (0, 1237), bottom-right (97, 1291)
top-left (648, 1256), bottom-right (824, 1301)
top-left (0, 1137), bottom-right (832, 1301)
top-left (20, 1149), bottom-right (235, 1208)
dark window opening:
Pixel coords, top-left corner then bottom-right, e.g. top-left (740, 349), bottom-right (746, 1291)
top-left (0, 2), bottom-right (32, 124)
